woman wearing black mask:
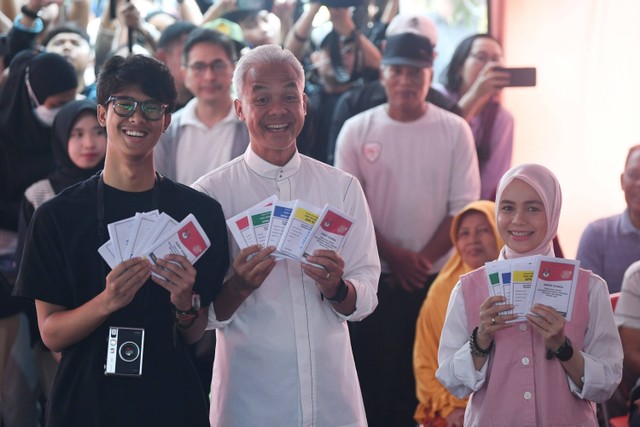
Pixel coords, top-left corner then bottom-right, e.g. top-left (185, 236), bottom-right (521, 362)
top-left (0, 50), bottom-right (77, 276)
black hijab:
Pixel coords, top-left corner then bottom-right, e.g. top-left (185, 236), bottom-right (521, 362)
top-left (49, 99), bottom-right (105, 193)
top-left (0, 50), bottom-right (77, 153)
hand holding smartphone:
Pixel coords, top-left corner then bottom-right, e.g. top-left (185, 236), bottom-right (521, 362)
top-left (493, 67), bottom-right (537, 87)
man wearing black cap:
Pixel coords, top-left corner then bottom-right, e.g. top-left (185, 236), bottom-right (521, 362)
top-left (335, 30), bottom-right (481, 427)
top-left (284, 5), bottom-right (381, 164)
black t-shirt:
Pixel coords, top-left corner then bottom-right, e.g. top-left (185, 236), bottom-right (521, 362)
top-left (14, 175), bottom-right (229, 427)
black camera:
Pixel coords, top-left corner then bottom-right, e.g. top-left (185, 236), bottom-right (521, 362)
top-left (105, 327), bottom-right (145, 377)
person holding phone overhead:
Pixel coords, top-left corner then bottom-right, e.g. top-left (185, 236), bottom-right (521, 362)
top-left (434, 34), bottom-right (514, 200)
top-left (436, 163), bottom-right (623, 426)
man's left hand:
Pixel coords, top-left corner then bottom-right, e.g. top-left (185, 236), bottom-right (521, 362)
top-left (150, 254), bottom-right (196, 310)
top-left (301, 249), bottom-right (345, 298)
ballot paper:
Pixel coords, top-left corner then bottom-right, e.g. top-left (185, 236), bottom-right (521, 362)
top-left (266, 200), bottom-right (296, 258)
top-left (484, 255), bottom-right (580, 322)
top-left (107, 215), bottom-right (138, 263)
top-left (511, 260), bottom-right (536, 319)
top-left (98, 240), bottom-right (118, 269)
top-left (135, 213), bottom-right (178, 257)
top-left (225, 197), bottom-right (355, 266)
top-left (276, 200), bottom-right (322, 260)
top-left (145, 214), bottom-right (211, 265)
top-left (226, 210), bottom-right (255, 250)
top-left (98, 212), bottom-right (211, 271)
top-left (301, 205), bottom-right (355, 264)
top-left (247, 195), bottom-right (278, 248)
top-left (531, 256), bottom-right (579, 321)
top-left (124, 210), bottom-right (159, 260)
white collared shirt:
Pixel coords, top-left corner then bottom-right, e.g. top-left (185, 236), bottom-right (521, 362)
top-left (193, 147), bottom-right (380, 427)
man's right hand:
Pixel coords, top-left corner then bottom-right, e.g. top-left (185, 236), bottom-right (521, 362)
top-left (103, 257), bottom-right (151, 314)
top-left (230, 245), bottom-right (277, 296)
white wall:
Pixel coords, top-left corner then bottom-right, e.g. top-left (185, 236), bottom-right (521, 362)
top-left (501, 0), bottom-right (640, 257)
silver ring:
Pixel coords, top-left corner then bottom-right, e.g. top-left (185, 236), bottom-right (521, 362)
top-left (491, 317), bottom-right (496, 325)
top-left (325, 272), bottom-right (330, 279)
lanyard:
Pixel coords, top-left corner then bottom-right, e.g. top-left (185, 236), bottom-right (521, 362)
top-left (96, 171), bottom-right (161, 244)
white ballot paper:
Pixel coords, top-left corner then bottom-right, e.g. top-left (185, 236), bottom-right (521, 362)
top-left (531, 256), bottom-right (579, 321)
top-left (107, 215), bottom-right (139, 263)
top-left (98, 240), bottom-right (118, 269)
top-left (124, 210), bottom-right (159, 260)
top-left (485, 261), bottom-right (504, 299)
top-left (136, 213), bottom-right (178, 257)
top-left (266, 200), bottom-right (296, 259)
top-left (145, 214), bottom-right (210, 266)
top-left (510, 260), bottom-right (535, 320)
top-left (300, 205), bottom-right (355, 264)
top-left (248, 195), bottom-right (278, 248)
top-left (226, 211), bottom-right (254, 249)
top-left (277, 200), bottom-right (321, 260)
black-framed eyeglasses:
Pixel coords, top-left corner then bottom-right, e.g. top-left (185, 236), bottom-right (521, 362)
top-left (186, 59), bottom-right (231, 76)
top-left (106, 96), bottom-right (168, 121)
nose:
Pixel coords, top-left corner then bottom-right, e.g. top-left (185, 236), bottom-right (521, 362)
top-left (128, 106), bottom-right (148, 123)
top-left (512, 209), bottom-right (527, 225)
top-left (83, 133), bottom-right (97, 149)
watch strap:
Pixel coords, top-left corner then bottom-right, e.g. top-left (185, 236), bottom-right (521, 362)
top-left (552, 337), bottom-right (574, 362)
top-left (323, 279), bottom-right (349, 303)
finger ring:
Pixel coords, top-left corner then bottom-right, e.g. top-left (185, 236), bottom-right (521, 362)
top-left (325, 272), bottom-right (330, 279)
top-left (491, 317), bottom-right (496, 325)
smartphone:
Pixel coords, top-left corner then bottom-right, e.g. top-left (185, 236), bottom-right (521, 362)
top-left (494, 67), bottom-right (536, 87)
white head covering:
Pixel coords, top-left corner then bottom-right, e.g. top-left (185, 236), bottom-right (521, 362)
top-left (495, 164), bottom-right (562, 258)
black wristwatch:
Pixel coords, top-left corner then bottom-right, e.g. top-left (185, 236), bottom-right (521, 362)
top-left (323, 279), bottom-right (349, 304)
top-left (551, 337), bottom-right (574, 362)
top-left (174, 293), bottom-right (201, 316)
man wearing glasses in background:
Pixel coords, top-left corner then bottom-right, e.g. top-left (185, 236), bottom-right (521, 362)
top-left (13, 54), bottom-right (229, 426)
top-left (155, 28), bottom-right (249, 186)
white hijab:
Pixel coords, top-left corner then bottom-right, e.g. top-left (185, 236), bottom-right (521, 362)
top-left (495, 163), bottom-right (562, 259)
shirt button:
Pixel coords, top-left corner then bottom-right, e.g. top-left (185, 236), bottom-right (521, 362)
top-left (519, 323), bottom-right (528, 331)
top-left (521, 357), bottom-right (530, 366)
top-left (524, 391), bottom-right (532, 400)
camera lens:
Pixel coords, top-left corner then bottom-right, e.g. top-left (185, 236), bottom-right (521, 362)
top-left (118, 341), bottom-right (140, 362)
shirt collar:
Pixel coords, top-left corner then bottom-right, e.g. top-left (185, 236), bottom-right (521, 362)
top-left (620, 209), bottom-right (640, 234)
top-left (244, 146), bottom-right (301, 181)
top-left (180, 98), bottom-right (237, 128)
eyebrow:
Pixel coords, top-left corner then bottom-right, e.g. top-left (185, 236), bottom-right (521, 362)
top-left (499, 199), bottom-right (544, 205)
top-left (251, 81), bottom-right (299, 91)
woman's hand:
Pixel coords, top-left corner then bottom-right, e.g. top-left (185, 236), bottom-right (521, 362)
top-left (467, 62), bottom-right (511, 100)
top-left (526, 303), bottom-right (566, 351)
top-left (477, 295), bottom-right (516, 349)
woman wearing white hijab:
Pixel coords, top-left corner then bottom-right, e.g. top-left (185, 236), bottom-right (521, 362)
top-left (436, 164), bottom-right (623, 426)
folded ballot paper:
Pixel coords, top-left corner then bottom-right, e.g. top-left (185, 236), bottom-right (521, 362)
top-left (98, 212), bottom-right (210, 269)
top-left (485, 255), bottom-right (580, 321)
top-left (225, 196), bottom-right (355, 264)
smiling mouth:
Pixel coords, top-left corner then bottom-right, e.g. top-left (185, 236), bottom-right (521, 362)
top-left (124, 130), bottom-right (146, 137)
top-left (266, 124), bottom-right (288, 131)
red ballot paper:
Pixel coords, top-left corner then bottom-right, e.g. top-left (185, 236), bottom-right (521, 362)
top-left (146, 214), bottom-right (211, 265)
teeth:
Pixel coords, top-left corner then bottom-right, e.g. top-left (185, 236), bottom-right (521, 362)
top-left (125, 130), bottom-right (144, 137)
top-left (267, 124), bottom-right (287, 130)
top-left (511, 231), bottom-right (530, 236)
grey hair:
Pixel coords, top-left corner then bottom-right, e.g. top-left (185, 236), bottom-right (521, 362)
top-left (232, 44), bottom-right (305, 98)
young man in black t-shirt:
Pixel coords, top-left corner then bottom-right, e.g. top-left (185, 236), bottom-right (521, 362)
top-left (14, 55), bottom-right (229, 427)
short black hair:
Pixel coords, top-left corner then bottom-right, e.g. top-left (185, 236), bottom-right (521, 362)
top-left (97, 55), bottom-right (177, 112)
top-left (42, 22), bottom-right (91, 47)
top-left (182, 28), bottom-right (237, 65)
top-left (157, 20), bottom-right (197, 51)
